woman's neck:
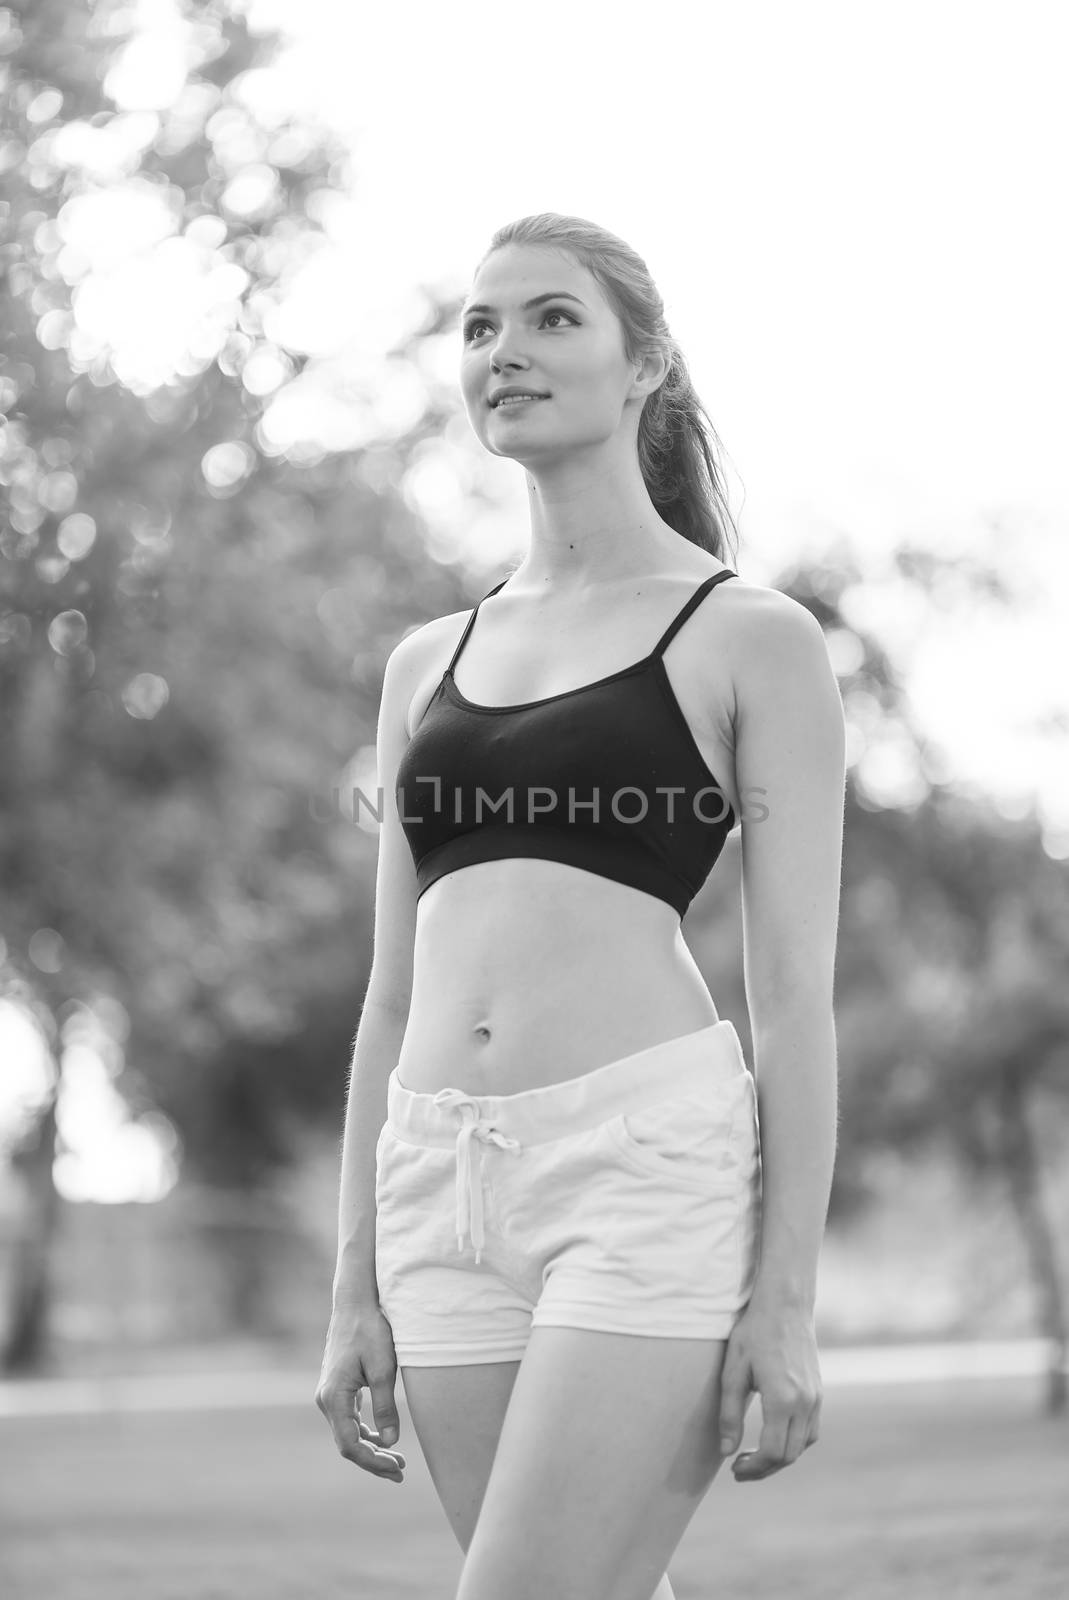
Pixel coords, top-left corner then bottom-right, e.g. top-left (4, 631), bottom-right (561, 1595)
top-left (515, 471), bottom-right (686, 594)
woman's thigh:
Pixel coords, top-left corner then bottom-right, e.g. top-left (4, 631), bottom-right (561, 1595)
top-left (456, 1325), bottom-right (729, 1600)
top-left (400, 1359), bottom-right (522, 1553)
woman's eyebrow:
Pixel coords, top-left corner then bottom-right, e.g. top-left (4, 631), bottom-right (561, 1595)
top-left (460, 291), bottom-right (587, 319)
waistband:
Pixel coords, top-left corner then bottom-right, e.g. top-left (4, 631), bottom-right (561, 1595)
top-left (385, 1021), bottom-right (749, 1264)
top-left (387, 1019), bottom-right (747, 1147)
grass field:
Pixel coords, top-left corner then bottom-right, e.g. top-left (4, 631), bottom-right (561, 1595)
top-left (1, 1374), bottom-right (1067, 1599)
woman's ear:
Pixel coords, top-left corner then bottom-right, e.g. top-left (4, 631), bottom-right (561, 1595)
top-left (633, 347), bottom-right (670, 397)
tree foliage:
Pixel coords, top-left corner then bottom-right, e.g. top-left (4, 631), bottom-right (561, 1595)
top-left (0, 0), bottom-right (467, 1189)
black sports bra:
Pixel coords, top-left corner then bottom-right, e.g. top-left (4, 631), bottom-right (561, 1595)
top-left (395, 569), bottom-right (739, 918)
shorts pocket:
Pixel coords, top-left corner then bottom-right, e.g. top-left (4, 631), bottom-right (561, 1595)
top-left (375, 1124), bottom-right (427, 1213)
top-left (604, 1080), bottom-right (748, 1192)
top-left (375, 1125), bottom-right (454, 1213)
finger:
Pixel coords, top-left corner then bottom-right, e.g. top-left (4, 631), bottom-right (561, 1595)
top-left (315, 1380), bottom-right (360, 1440)
top-left (338, 1419), bottom-right (405, 1479)
top-left (779, 1410), bottom-right (810, 1467)
top-left (732, 1408), bottom-right (790, 1480)
top-left (369, 1383), bottom-right (402, 1449)
top-left (358, 1418), bottom-right (407, 1467)
top-left (321, 1390), bottom-right (404, 1478)
top-left (717, 1362), bottom-right (752, 1455)
top-left (315, 1377), bottom-right (361, 1418)
top-left (340, 1430), bottom-right (406, 1479)
top-left (803, 1397), bottom-right (822, 1450)
top-left (326, 1395), bottom-right (369, 1458)
top-left (737, 1393), bottom-right (819, 1477)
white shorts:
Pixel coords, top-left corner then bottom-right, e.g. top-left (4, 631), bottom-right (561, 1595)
top-left (374, 1020), bottom-right (763, 1366)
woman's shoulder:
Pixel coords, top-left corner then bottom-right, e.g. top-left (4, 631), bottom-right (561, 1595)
top-left (385, 591), bottom-right (498, 721)
top-left (710, 570), bottom-right (821, 642)
top-left (689, 570), bottom-right (827, 723)
top-left (713, 577), bottom-right (835, 742)
top-left (390, 593), bottom-right (483, 665)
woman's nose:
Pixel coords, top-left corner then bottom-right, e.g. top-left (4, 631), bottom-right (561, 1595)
top-left (489, 332), bottom-right (530, 372)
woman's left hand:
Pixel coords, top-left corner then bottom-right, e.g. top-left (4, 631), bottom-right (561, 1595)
top-left (716, 1296), bottom-right (823, 1481)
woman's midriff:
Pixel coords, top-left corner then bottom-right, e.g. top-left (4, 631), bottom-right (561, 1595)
top-left (394, 859), bottom-right (721, 1097)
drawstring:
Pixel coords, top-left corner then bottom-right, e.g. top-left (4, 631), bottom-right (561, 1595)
top-left (432, 1089), bottom-right (521, 1264)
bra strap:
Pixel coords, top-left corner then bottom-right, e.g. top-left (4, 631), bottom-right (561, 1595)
top-left (446, 578), bottom-right (509, 674)
top-left (651, 569), bottom-right (737, 657)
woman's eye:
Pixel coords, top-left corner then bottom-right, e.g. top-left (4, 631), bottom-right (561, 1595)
top-left (463, 309), bottom-right (576, 343)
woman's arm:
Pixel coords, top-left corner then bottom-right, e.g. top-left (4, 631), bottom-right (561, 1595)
top-left (735, 590), bottom-right (845, 1311)
top-left (332, 995), bottom-right (410, 1310)
top-left (317, 632), bottom-right (426, 1477)
top-left (332, 634), bottom-right (422, 1311)
top-left (718, 584), bottom-right (846, 1480)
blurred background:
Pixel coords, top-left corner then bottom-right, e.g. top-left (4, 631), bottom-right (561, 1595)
top-left (1, 0), bottom-right (1067, 1596)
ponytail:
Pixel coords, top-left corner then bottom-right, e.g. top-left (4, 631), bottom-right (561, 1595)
top-left (636, 340), bottom-right (736, 555)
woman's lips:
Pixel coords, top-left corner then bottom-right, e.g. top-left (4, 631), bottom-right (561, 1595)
top-left (491, 395), bottom-right (549, 411)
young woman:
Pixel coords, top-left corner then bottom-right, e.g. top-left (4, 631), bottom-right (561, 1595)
top-left (317, 213), bottom-right (845, 1600)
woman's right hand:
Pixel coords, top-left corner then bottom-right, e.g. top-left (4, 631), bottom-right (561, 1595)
top-left (315, 1302), bottom-right (407, 1483)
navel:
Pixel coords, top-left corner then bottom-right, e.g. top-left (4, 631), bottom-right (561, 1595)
top-left (473, 1023), bottom-right (492, 1043)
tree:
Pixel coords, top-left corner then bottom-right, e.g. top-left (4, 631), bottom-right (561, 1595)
top-left (0, 0), bottom-right (469, 1366)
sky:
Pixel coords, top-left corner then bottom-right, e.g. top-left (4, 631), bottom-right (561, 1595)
top-left (253, 0), bottom-right (1068, 520)
top-left (245, 0), bottom-right (1069, 841)
top-left (3, 0), bottom-right (1067, 1198)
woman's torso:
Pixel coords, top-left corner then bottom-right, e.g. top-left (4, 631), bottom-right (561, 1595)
top-left (393, 562), bottom-right (743, 1097)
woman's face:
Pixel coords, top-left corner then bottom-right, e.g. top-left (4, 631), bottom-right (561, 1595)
top-left (459, 243), bottom-right (642, 465)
